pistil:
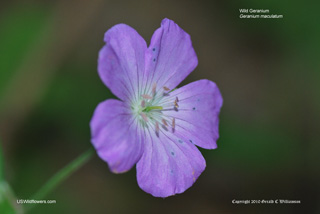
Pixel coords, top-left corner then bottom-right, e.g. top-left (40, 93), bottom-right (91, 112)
top-left (143, 106), bottom-right (163, 112)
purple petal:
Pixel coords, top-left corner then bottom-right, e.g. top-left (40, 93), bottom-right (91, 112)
top-left (136, 126), bottom-right (206, 197)
top-left (143, 18), bottom-right (198, 92)
top-left (165, 79), bottom-right (223, 149)
top-left (90, 99), bottom-right (144, 173)
top-left (98, 24), bottom-right (147, 101)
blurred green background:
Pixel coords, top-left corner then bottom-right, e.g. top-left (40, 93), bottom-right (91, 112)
top-left (0, 0), bottom-right (319, 213)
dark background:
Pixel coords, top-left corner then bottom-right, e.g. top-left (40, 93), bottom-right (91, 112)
top-left (0, 0), bottom-right (319, 213)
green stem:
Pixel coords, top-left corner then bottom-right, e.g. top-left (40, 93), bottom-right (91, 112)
top-left (25, 148), bottom-right (94, 211)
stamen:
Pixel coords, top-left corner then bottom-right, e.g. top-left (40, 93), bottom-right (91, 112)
top-left (162, 119), bottom-right (168, 127)
top-left (172, 118), bottom-right (175, 129)
top-left (152, 83), bottom-right (157, 95)
top-left (134, 84), bottom-right (181, 132)
top-left (155, 121), bottom-right (159, 133)
top-left (163, 86), bottom-right (170, 91)
top-left (142, 94), bottom-right (152, 99)
top-left (141, 100), bottom-right (145, 107)
top-left (140, 112), bottom-right (148, 122)
top-left (174, 100), bottom-right (179, 108)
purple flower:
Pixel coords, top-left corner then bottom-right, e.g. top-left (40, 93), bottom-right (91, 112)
top-left (90, 18), bottom-right (223, 197)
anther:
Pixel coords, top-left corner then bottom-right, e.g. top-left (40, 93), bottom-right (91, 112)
top-left (172, 118), bottom-right (175, 129)
top-left (162, 119), bottom-right (168, 127)
top-left (163, 86), bottom-right (170, 91)
top-left (155, 121), bottom-right (159, 133)
top-left (141, 100), bottom-right (145, 107)
top-left (174, 100), bottom-right (179, 108)
top-left (140, 112), bottom-right (148, 122)
top-left (152, 83), bottom-right (157, 95)
top-left (142, 94), bottom-right (152, 99)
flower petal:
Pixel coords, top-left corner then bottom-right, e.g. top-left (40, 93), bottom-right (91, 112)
top-left (98, 24), bottom-right (147, 101)
top-left (163, 79), bottom-right (223, 149)
top-left (143, 18), bottom-right (198, 94)
top-left (136, 126), bottom-right (206, 197)
top-left (90, 99), bottom-right (144, 173)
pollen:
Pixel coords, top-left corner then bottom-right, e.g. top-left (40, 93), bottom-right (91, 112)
top-left (174, 96), bottom-right (179, 108)
top-left (174, 100), bottom-right (179, 108)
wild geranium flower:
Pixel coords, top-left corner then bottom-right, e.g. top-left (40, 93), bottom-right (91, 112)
top-left (90, 18), bottom-right (223, 197)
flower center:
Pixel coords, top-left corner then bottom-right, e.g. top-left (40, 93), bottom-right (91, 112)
top-left (131, 83), bottom-right (179, 136)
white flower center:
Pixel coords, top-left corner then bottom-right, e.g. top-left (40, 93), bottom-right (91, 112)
top-left (131, 83), bottom-right (179, 136)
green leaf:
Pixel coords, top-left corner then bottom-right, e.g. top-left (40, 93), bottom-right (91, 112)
top-left (0, 140), bottom-right (22, 213)
top-left (0, 181), bottom-right (22, 214)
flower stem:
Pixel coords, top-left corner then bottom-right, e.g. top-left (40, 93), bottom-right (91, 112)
top-left (25, 148), bottom-right (94, 211)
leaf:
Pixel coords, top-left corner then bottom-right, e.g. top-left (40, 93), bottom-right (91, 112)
top-left (0, 182), bottom-right (20, 214)
top-left (0, 140), bottom-right (22, 213)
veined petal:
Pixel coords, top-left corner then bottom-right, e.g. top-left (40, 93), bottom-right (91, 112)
top-left (136, 125), bottom-right (206, 197)
top-left (98, 24), bottom-right (147, 101)
top-left (94, 19), bottom-right (223, 198)
top-left (164, 79), bottom-right (223, 149)
top-left (90, 99), bottom-right (144, 173)
top-left (142, 18), bottom-right (198, 95)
